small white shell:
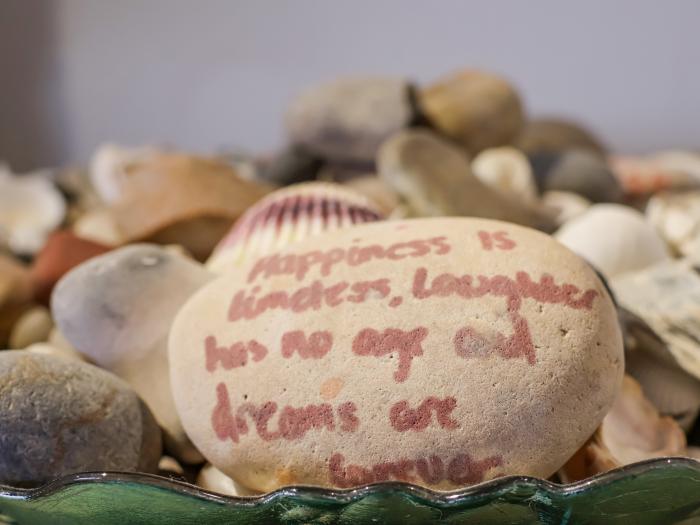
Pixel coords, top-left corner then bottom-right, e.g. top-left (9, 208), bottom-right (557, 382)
top-left (0, 166), bottom-right (66, 255)
top-left (646, 191), bottom-right (700, 257)
top-left (89, 143), bottom-right (161, 203)
top-left (555, 204), bottom-right (670, 277)
top-left (471, 146), bottom-right (538, 205)
top-left (541, 190), bottom-right (591, 227)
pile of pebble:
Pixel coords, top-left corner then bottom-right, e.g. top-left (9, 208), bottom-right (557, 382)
top-left (2, 68), bottom-right (700, 494)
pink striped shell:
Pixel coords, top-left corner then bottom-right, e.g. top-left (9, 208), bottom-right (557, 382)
top-left (206, 182), bottom-right (384, 273)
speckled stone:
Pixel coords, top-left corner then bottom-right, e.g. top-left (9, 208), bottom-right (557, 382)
top-left (0, 351), bottom-right (162, 486)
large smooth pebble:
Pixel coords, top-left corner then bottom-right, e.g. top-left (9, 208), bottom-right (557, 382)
top-left (516, 118), bottom-right (607, 158)
top-left (0, 351), bottom-right (162, 485)
top-left (555, 204), bottom-right (670, 278)
top-left (169, 218), bottom-right (623, 492)
top-left (52, 244), bottom-right (213, 463)
top-left (286, 77), bottom-right (414, 164)
top-left (418, 70), bottom-right (523, 154)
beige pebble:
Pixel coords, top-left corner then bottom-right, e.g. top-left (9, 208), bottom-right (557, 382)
top-left (9, 305), bottom-right (54, 349)
top-left (471, 147), bottom-right (538, 205)
top-left (25, 342), bottom-right (86, 362)
top-left (418, 70), bottom-right (524, 154)
top-left (196, 464), bottom-right (260, 497)
top-left (541, 191), bottom-right (591, 227)
top-left (72, 208), bottom-right (125, 246)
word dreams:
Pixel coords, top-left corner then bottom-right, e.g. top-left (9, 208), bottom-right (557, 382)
top-left (212, 383), bottom-right (359, 443)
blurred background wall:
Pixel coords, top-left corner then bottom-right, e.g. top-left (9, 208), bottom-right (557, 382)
top-left (1, 0), bottom-right (699, 171)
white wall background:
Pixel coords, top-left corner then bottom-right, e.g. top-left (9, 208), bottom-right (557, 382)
top-left (1, 0), bottom-right (699, 171)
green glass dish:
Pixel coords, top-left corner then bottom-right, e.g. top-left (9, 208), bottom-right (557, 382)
top-left (1, 457), bottom-right (699, 525)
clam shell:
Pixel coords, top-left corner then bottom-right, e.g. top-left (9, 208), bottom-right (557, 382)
top-left (206, 182), bottom-right (383, 273)
top-left (89, 143), bottom-right (162, 203)
top-left (559, 375), bottom-right (686, 483)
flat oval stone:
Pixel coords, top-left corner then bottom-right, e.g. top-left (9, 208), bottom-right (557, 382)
top-left (286, 77), bottom-right (414, 164)
top-left (0, 351), bottom-right (162, 485)
top-left (169, 218), bottom-right (623, 492)
top-left (378, 129), bottom-right (555, 231)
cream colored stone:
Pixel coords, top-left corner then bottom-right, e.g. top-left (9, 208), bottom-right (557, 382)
top-left (25, 342), bottom-right (86, 362)
top-left (541, 191), bottom-right (591, 227)
top-left (72, 208), bottom-right (125, 246)
top-left (471, 147), bottom-right (538, 205)
top-left (170, 217), bottom-right (623, 492)
top-left (555, 204), bottom-right (670, 278)
top-left (9, 305), bottom-right (53, 349)
top-left (196, 464), bottom-right (260, 497)
top-left (52, 244), bottom-right (213, 463)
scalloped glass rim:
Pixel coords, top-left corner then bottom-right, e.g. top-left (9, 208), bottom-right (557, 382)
top-left (1, 457), bottom-right (700, 524)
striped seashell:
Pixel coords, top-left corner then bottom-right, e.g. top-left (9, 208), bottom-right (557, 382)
top-left (206, 182), bottom-right (384, 273)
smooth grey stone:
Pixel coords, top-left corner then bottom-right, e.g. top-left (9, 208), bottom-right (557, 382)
top-left (286, 77), bottom-right (414, 164)
top-left (0, 351), bottom-right (162, 486)
top-left (538, 149), bottom-right (623, 203)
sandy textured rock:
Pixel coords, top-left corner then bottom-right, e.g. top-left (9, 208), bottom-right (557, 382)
top-left (0, 351), bottom-right (161, 485)
top-left (418, 70), bottom-right (524, 154)
top-left (286, 77), bottom-right (414, 164)
top-left (516, 118), bottom-right (606, 157)
top-left (207, 182), bottom-right (383, 273)
top-left (555, 204), bottom-right (670, 278)
top-left (52, 244), bottom-right (213, 463)
top-left (170, 217), bottom-right (623, 492)
top-left (9, 305), bottom-right (53, 349)
top-left (378, 129), bottom-right (555, 230)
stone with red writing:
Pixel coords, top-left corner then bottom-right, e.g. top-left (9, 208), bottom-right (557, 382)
top-left (169, 217), bottom-right (623, 492)
top-left (52, 244), bottom-right (213, 463)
